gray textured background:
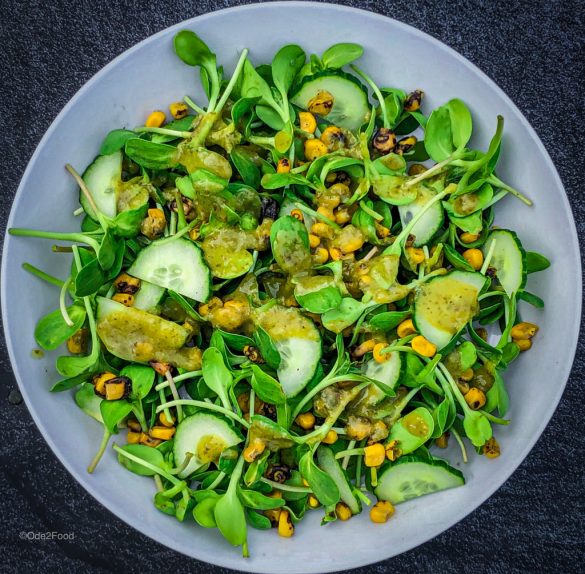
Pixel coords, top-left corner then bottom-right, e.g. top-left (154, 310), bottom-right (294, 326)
top-left (1, 0), bottom-right (584, 572)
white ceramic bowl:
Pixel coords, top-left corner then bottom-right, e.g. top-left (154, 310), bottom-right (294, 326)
top-left (2, 2), bottom-right (581, 572)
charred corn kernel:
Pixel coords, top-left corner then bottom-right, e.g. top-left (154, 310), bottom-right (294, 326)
top-left (476, 327), bottom-right (488, 341)
top-left (317, 206), bottom-right (335, 221)
top-left (140, 208), bottom-right (166, 239)
top-left (149, 360), bottom-right (171, 376)
top-left (307, 495), bottom-right (320, 508)
top-left (320, 125), bottom-right (345, 149)
top-left (127, 419), bottom-right (142, 432)
top-left (464, 387), bottom-right (486, 410)
top-left (104, 376), bottom-right (131, 401)
top-left (370, 420), bottom-right (389, 443)
top-left (335, 207), bottom-right (351, 225)
top-left (462, 248), bottom-right (484, 271)
top-left (92, 372), bottom-right (117, 397)
top-left (112, 293), bottom-right (135, 307)
top-left (127, 431), bottom-right (141, 445)
top-left (329, 247), bottom-right (343, 261)
top-left (114, 272), bottom-right (141, 294)
top-left (243, 438), bottom-right (266, 463)
top-left (322, 429), bottom-right (339, 445)
top-left (375, 223), bottom-right (391, 238)
top-left (373, 128), bottom-right (397, 152)
top-left (295, 412), bottom-right (316, 430)
top-left (395, 135), bottom-right (417, 154)
top-left (277, 158), bottom-right (291, 173)
top-left (364, 443), bottom-right (386, 467)
top-left (188, 226), bottom-right (200, 241)
top-left (411, 335), bottom-right (437, 358)
top-left (385, 439), bottom-right (402, 461)
top-left (299, 111), bottom-right (317, 133)
top-left (346, 415), bottom-right (373, 441)
top-left (370, 500), bottom-right (395, 523)
top-left (149, 426), bottom-right (176, 440)
top-left (408, 163), bottom-right (427, 176)
top-left (278, 510), bottom-right (294, 537)
top-left (328, 182), bottom-right (350, 197)
top-left (66, 328), bottom-right (88, 355)
top-left (338, 235), bottom-right (365, 254)
top-left (140, 433), bottom-right (162, 447)
top-left (159, 411), bottom-right (175, 427)
top-left (457, 380), bottom-right (470, 395)
top-left (404, 90), bottom-right (424, 112)
top-left (483, 437), bottom-right (501, 459)
top-left (353, 339), bottom-right (376, 358)
top-left (243, 345), bottom-right (264, 364)
top-left (510, 322), bottom-right (539, 340)
top-left (265, 508), bottom-right (282, 524)
top-left (373, 343), bottom-right (391, 363)
top-left (307, 90), bottom-right (334, 116)
top-left (313, 247), bottom-right (329, 264)
top-left (311, 222), bottom-right (334, 238)
top-left (514, 338), bottom-right (532, 352)
top-left (308, 233), bottom-right (321, 248)
top-left (304, 138), bottom-right (328, 161)
top-left (145, 110), bottom-right (166, 127)
top-left (406, 247), bottom-right (425, 265)
top-left (435, 433), bottom-right (449, 449)
top-left (335, 502), bottom-right (352, 521)
top-left (397, 318), bottom-right (416, 338)
top-left (169, 102), bottom-right (188, 119)
top-left (460, 232), bottom-right (480, 244)
top-left (290, 208), bottom-right (304, 222)
top-left (460, 368), bottom-right (474, 382)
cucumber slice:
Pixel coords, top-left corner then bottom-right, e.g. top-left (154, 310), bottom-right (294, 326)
top-left (386, 407), bottom-right (434, 454)
top-left (132, 280), bottom-right (166, 313)
top-left (481, 229), bottom-right (527, 297)
top-left (398, 184), bottom-right (444, 247)
top-left (291, 70), bottom-right (370, 132)
top-left (413, 270), bottom-right (487, 349)
top-left (96, 297), bottom-right (201, 370)
top-left (254, 305), bottom-right (322, 398)
top-left (81, 151), bottom-right (122, 220)
top-left (317, 446), bottom-right (360, 514)
top-left (361, 352), bottom-right (405, 404)
top-left (173, 413), bottom-right (244, 478)
top-left (375, 456), bottom-right (464, 504)
top-left (128, 238), bottom-right (211, 302)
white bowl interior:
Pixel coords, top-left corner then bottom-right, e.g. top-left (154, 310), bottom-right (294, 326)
top-left (1, 3), bottom-right (581, 573)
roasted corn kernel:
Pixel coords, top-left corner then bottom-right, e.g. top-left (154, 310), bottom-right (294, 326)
top-left (335, 502), bottom-right (352, 521)
top-left (104, 376), bottom-right (131, 401)
top-left (295, 412), bottom-right (316, 430)
top-left (364, 443), bottom-right (386, 467)
top-left (514, 338), bottom-right (532, 352)
top-left (149, 426), bottom-right (176, 440)
top-left (404, 90), bottom-right (424, 112)
top-left (311, 222), bottom-right (334, 239)
top-left (112, 293), bottom-right (134, 307)
top-left (114, 272), bottom-right (141, 294)
top-left (243, 438), bottom-right (266, 462)
top-left (307, 90), bottom-right (334, 116)
top-left (278, 510), bottom-right (294, 537)
top-left (313, 247), bottom-right (329, 264)
top-left (370, 500), bottom-right (395, 523)
top-left (66, 328), bottom-right (88, 355)
top-left (159, 411), bottom-right (175, 428)
top-left (308, 233), bottom-right (321, 248)
top-left (372, 128), bottom-right (396, 152)
top-left (352, 339), bottom-right (376, 358)
top-left (169, 102), bottom-right (189, 119)
top-left (395, 135), bottom-right (417, 155)
top-left (140, 208), bottom-right (166, 239)
top-left (92, 372), bottom-right (117, 397)
top-left (145, 110), bottom-right (166, 128)
top-left (304, 138), bottom-right (328, 161)
top-left (277, 158), bottom-right (291, 173)
top-left (373, 343), bottom-right (391, 363)
top-left (307, 495), bottom-right (320, 508)
top-left (462, 248), bottom-right (484, 271)
top-left (320, 125), bottom-right (345, 149)
top-left (460, 232), bottom-right (480, 244)
top-left (406, 247), bottom-right (425, 265)
top-left (299, 111), bottom-right (317, 133)
top-left (411, 335), bottom-right (437, 358)
top-left (385, 439), bottom-right (402, 461)
top-left (510, 322), bottom-right (539, 340)
top-left (483, 437), bottom-right (501, 459)
top-left (397, 318), bottom-right (416, 338)
top-left (127, 431), bottom-right (141, 444)
top-left (322, 429), bottom-right (339, 445)
top-left (464, 387), bottom-right (486, 410)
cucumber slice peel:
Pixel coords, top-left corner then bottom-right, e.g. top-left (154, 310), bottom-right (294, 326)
top-left (482, 229), bottom-right (527, 297)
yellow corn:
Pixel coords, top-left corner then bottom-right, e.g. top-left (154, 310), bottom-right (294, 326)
top-left (338, 235), bottom-right (365, 254)
top-left (311, 222), bottom-right (334, 239)
top-left (483, 437), bottom-right (501, 459)
top-left (316, 206), bottom-right (334, 221)
top-left (411, 335), bottom-right (437, 358)
top-left (370, 501), bottom-right (395, 523)
top-left (335, 207), bottom-right (351, 225)
top-left (322, 430), bottom-right (338, 445)
top-left (514, 338), bottom-right (532, 352)
top-left (149, 426), bottom-right (176, 440)
top-left (375, 223), bottom-right (391, 238)
top-left (313, 247), bottom-right (329, 264)
top-left (329, 247), bottom-right (342, 261)
top-left (460, 368), bottom-right (474, 382)
top-left (406, 247), bottom-right (425, 265)
top-left (460, 232), bottom-right (480, 244)
top-left (295, 412), bottom-right (316, 430)
top-left (308, 234), bottom-right (321, 248)
top-left (408, 164), bottom-right (427, 176)
top-left (335, 502), bottom-right (352, 521)
top-left (304, 139), bottom-right (328, 161)
top-left (299, 111), bottom-right (317, 134)
top-left (307, 495), bottom-right (320, 508)
top-left (307, 90), bottom-right (334, 116)
top-left (159, 411), bottom-right (175, 428)
top-left (66, 328), bottom-right (88, 355)
top-left (105, 379), bottom-right (127, 401)
top-left (277, 158), bottom-right (291, 173)
top-left (169, 102), bottom-right (188, 119)
top-left (145, 110), bottom-right (166, 128)
top-left (127, 431), bottom-right (141, 445)
top-left (278, 510), bottom-right (294, 537)
top-left (112, 293), bottom-right (134, 307)
top-left (373, 343), bottom-right (391, 363)
top-left (320, 125), bottom-right (344, 148)
top-left (464, 387), bottom-right (486, 410)
top-left (353, 339), bottom-right (376, 358)
top-left (139, 433), bottom-right (162, 448)
top-left (397, 318), bottom-right (416, 338)
top-left (404, 90), bottom-right (423, 112)
top-left (463, 248), bottom-right (484, 271)
top-left (510, 322), bottom-right (539, 340)
top-left (385, 439), bottom-right (402, 461)
top-left (243, 438), bottom-right (265, 463)
top-left (364, 443), bottom-right (386, 467)
top-left (92, 372), bottom-right (117, 397)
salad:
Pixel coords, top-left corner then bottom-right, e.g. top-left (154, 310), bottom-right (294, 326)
top-left (9, 31), bottom-right (550, 556)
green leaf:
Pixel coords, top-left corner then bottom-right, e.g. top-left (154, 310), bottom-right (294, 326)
top-left (321, 43), bottom-right (363, 69)
top-left (202, 347), bottom-right (233, 408)
top-left (173, 30), bottom-right (216, 69)
top-left (272, 44), bottom-right (306, 96)
top-left (299, 450), bottom-right (340, 507)
top-left (240, 59), bottom-right (282, 116)
top-left (193, 495), bottom-right (219, 527)
top-left (253, 327), bottom-right (281, 370)
top-left (100, 400), bottom-right (133, 434)
top-left (255, 104), bottom-right (285, 130)
top-left (368, 310), bottom-right (409, 331)
top-left (463, 411), bottom-right (492, 447)
top-left (100, 129), bottom-right (137, 155)
top-left (120, 364), bottom-right (155, 400)
top-left (125, 139), bottom-right (178, 170)
top-left (517, 290), bottom-right (544, 308)
top-left (238, 487), bottom-right (285, 510)
top-left (245, 508), bottom-right (272, 530)
top-left (526, 251), bottom-right (551, 273)
top-left (117, 444), bottom-right (165, 476)
top-left (270, 215), bottom-right (311, 274)
top-left (34, 304), bottom-right (86, 351)
top-left (230, 148), bottom-right (261, 189)
top-left (251, 365), bottom-right (286, 405)
top-left (74, 256), bottom-right (105, 297)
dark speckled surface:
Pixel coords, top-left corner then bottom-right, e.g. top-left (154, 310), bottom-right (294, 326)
top-left (1, 1), bottom-right (584, 572)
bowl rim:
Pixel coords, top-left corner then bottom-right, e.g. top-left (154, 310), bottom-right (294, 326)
top-left (2, 2), bottom-right (582, 571)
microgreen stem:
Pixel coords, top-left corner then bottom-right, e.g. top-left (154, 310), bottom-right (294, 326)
top-left (159, 388), bottom-right (173, 424)
top-left (132, 400), bottom-right (148, 432)
top-left (336, 445), bottom-right (363, 462)
top-left (184, 95), bottom-right (205, 115)
top-left (480, 238), bottom-right (496, 275)
top-left (73, 206), bottom-right (85, 216)
top-left (155, 219), bottom-right (199, 245)
top-left (59, 277), bottom-right (74, 327)
top-left (359, 200), bottom-right (384, 221)
top-left (65, 164), bottom-right (109, 231)
top-left (260, 478), bottom-right (313, 493)
top-left (164, 371), bottom-right (183, 422)
top-left (135, 127), bottom-right (192, 138)
top-left (155, 370), bottom-right (202, 391)
top-left (156, 399), bottom-right (250, 428)
top-left (293, 202), bottom-right (340, 230)
top-left (404, 152), bottom-right (463, 188)
top-left (87, 427), bottom-right (111, 473)
top-left (168, 453), bottom-right (194, 475)
top-left (113, 443), bottom-right (181, 485)
top-left (22, 263), bottom-right (65, 288)
top-left (488, 174), bottom-right (532, 206)
top-left (204, 471), bottom-right (227, 491)
top-left (479, 411), bottom-right (510, 425)
top-left (350, 65), bottom-right (389, 128)
top-left (216, 48), bottom-right (249, 113)
top-left (9, 228), bottom-right (101, 253)
top-left (451, 427), bottom-right (468, 464)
